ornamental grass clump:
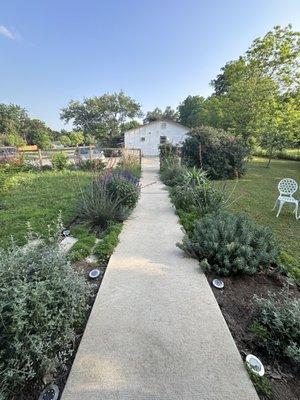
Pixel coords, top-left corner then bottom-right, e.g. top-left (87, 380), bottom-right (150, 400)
top-left (251, 288), bottom-right (300, 365)
top-left (0, 227), bottom-right (90, 399)
top-left (178, 211), bottom-right (279, 276)
top-left (77, 169), bottom-right (140, 228)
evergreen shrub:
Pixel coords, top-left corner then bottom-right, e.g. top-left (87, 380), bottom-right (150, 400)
top-left (178, 211), bottom-right (279, 276)
top-left (181, 126), bottom-right (249, 179)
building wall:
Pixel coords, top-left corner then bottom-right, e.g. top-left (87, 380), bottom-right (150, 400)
top-left (124, 120), bottom-right (189, 156)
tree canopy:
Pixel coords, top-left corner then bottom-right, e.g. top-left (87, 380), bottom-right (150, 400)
top-left (60, 91), bottom-right (142, 146)
top-left (143, 106), bottom-right (178, 124)
top-left (0, 103), bottom-right (54, 149)
top-left (178, 25), bottom-right (300, 163)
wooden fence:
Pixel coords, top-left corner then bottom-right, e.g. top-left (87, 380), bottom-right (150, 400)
top-left (20, 146), bottom-right (141, 168)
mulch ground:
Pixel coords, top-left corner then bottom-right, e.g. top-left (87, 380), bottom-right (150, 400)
top-left (207, 272), bottom-right (300, 400)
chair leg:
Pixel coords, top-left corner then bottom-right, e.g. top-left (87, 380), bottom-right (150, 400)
top-left (294, 202), bottom-right (299, 220)
top-left (272, 198), bottom-right (278, 211)
top-left (276, 201), bottom-right (284, 218)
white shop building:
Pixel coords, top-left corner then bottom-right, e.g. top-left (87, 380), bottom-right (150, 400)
top-left (124, 119), bottom-right (189, 156)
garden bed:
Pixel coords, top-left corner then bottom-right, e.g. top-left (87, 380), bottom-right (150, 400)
top-left (159, 145), bottom-right (300, 400)
top-left (207, 272), bottom-right (300, 400)
top-left (20, 256), bottom-right (110, 400)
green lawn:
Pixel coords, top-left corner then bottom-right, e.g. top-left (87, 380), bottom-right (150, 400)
top-left (218, 157), bottom-right (300, 260)
top-left (0, 170), bottom-right (92, 248)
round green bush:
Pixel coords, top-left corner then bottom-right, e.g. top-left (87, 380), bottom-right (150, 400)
top-left (106, 175), bottom-right (140, 209)
top-left (51, 151), bottom-right (69, 170)
top-left (178, 211), bottom-right (279, 276)
top-left (0, 236), bottom-right (90, 399)
top-left (181, 126), bottom-right (249, 179)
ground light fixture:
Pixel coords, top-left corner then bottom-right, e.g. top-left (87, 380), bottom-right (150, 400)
top-left (212, 278), bottom-right (224, 289)
top-left (246, 354), bottom-right (265, 376)
top-left (89, 269), bottom-right (101, 279)
top-left (38, 384), bottom-right (59, 400)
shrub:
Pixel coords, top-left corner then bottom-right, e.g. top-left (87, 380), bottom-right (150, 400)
top-left (251, 288), bottom-right (300, 365)
top-left (0, 230), bottom-right (89, 399)
top-left (177, 209), bottom-right (198, 234)
top-left (159, 142), bottom-right (178, 169)
top-left (76, 181), bottom-right (130, 228)
top-left (181, 126), bottom-right (249, 179)
top-left (278, 251), bottom-right (300, 284)
top-left (170, 182), bottom-right (224, 215)
top-left (178, 212), bottom-right (279, 276)
top-left (94, 223), bottom-right (123, 261)
top-left (51, 151), bottom-right (69, 170)
top-left (175, 166), bottom-right (208, 187)
top-left (76, 159), bottom-right (105, 172)
top-left (160, 159), bottom-right (183, 186)
top-left (76, 170), bottom-right (140, 228)
top-left (41, 164), bottom-right (53, 171)
top-left (117, 154), bottom-right (141, 179)
top-left (106, 172), bottom-right (140, 209)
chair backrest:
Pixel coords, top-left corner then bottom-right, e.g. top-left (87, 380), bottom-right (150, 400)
top-left (278, 178), bottom-right (298, 196)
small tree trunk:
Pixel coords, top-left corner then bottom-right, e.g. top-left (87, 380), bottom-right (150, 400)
top-left (266, 148), bottom-right (274, 168)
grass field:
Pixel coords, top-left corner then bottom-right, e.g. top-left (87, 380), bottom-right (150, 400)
top-left (218, 157), bottom-right (300, 261)
top-left (253, 147), bottom-right (300, 161)
top-left (0, 170), bottom-right (92, 248)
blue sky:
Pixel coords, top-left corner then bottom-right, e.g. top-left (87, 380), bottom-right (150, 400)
top-left (1, 0), bottom-right (300, 130)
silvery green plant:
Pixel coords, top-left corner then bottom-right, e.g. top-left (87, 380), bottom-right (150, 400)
top-left (178, 211), bottom-right (279, 276)
top-left (0, 220), bottom-right (90, 399)
top-left (252, 288), bottom-right (300, 365)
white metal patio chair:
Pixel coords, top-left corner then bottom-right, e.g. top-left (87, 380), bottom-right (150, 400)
top-left (272, 178), bottom-right (298, 219)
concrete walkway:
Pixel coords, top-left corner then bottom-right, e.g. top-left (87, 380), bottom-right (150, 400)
top-left (62, 158), bottom-right (258, 400)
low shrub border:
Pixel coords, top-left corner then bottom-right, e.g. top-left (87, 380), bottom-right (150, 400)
top-left (159, 152), bottom-right (300, 400)
top-left (0, 224), bottom-right (90, 400)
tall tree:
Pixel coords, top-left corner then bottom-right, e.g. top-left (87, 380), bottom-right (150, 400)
top-left (143, 106), bottom-right (178, 124)
top-left (120, 120), bottom-right (140, 132)
top-left (0, 104), bottom-right (28, 145)
top-left (246, 25), bottom-right (300, 93)
top-left (60, 91), bottom-right (142, 146)
top-left (258, 93), bottom-right (300, 166)
top-left (178, 95), bottom-right (206, 127)
top-left (163, 106), bottom-right (179, 121)
top-left (208, 24), bottom-right (300, 150)
top-left (24, 119), bottom-right (52, 149)
top-left (143, 107), bottom-right (163, 123)
top-left (211, 58), bottom-right (248, 95)
top-left (212, 25), bottom-right (300, 95)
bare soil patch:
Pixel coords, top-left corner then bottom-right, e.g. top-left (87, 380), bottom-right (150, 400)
top-left (207, 272), bottom-right (300, 400)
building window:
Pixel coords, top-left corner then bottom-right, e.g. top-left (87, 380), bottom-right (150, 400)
top-left (141, 137), bottom-right (145, 142)
top-left (160, 136), bottom-right (167, 144)
top-left (161, 122), bottom-right (166, 129)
